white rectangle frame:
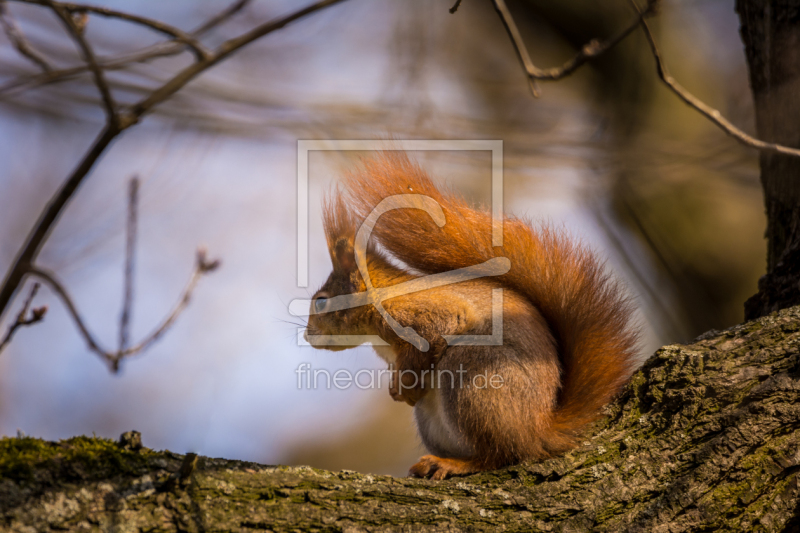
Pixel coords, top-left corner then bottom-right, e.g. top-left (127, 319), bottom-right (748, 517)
top-left (296, 139), bottom-right (503, 288)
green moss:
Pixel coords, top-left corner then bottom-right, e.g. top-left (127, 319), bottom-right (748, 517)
top-left (594, 501), bottom-right (625, 522)
top-left (0, 434), bottom-right (154, 483)
top-left (573, 443), bottom-right (621, 471)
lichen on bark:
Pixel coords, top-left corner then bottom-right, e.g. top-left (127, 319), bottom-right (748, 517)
top-left (2, 306), bottom-right (800, 532)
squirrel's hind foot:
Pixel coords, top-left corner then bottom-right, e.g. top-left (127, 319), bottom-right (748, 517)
top-left (408, 455), bottom-right (483, 480)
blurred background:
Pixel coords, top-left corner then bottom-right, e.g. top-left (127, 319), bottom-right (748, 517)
top-left (0, 0), bottom-right (762, 476)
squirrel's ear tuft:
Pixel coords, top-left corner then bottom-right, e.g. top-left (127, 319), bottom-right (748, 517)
top-left (323, 186), bottom-right (357, 271)
top-left (333, 237), bottom-right (356, 273)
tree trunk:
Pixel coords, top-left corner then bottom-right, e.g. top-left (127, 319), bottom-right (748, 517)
top-left (2, 305), bottom-right (800, 532)
top-left (737, 0), bottom-right (800, 320)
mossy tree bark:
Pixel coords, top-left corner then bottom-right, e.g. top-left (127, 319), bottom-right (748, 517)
top-left (2, 306), bottom-right (800, 532)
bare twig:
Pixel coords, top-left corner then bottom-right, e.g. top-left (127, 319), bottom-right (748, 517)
top-left (0, 125), bottom-right (119, 326)
top-left (491, 0), bottom-right (539, 96)
top-left (26, 266), bottom-right (105, 356)
top-left (0, 283), bottom-right (47, 354)
top-left (26, 248), bottom-right (219, 372)
top-left (449, 0), bottom-right (462, 15)
top-left (42, 0), bottom-right (117, 124)
top-left (492, 0), bottom-right (800, 159)
top-left (119, 177), bottom-right (138, 353)
top-left (193, 0), bottom-right (251, 35)
top-left (0, 0), bottom-right (345, 324)
top-left (63, 2), bottom-right (211, 61)
top-left (491, 0), bottom-right (657, 97)
top-left (629, 0), bottom-right (800, 159)
top-left (0, 0), bottom-right (51, 71)
top-left (22, 0), bottom-right (213, 61)
top-left (130, 0), bottom-right (347, 119)
top-left (8, 0), bottom-right (347, 124)
top-left (0, 0), bottom-right (252, 96)
top-left (0, 0), bottom-right (250, 96)
top-left (122, 247), bottom-right (220, 364)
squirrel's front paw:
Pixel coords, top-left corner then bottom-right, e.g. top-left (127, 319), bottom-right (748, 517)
top-left (409, 456), bottom-right (482, 480)
top-left (389, 365), bottom-right (427, 407)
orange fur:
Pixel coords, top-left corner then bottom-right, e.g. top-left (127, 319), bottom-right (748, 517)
top-left (309, 152), bottom-right (639, 478)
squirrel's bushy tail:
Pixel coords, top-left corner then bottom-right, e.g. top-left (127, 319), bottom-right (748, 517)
top-left (343, 152), bottom-right (639, 455)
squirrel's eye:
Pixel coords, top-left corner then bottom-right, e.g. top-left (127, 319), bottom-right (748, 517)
top-left (314, 297), bottom-right (329, 314)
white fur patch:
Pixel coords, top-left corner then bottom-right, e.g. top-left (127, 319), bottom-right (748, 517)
top-left (372, 345), bottom-right (397, 365)
top-left (414, 389), bottom-right (474, 458)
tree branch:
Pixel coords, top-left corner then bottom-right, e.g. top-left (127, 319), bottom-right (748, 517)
top-left (3, 306), bottom-right (800, 529)
top-left (119, 247), bottom-right (220, 366)
top-left (490, 0), bottom-right (800, 159)
top-left (629, 0), bottom-right (800, 159)
top-left (192, 0), bottom-right (251, 36)
top-left (0, 0), bottom-right (346, 328)
top-left (0, 0), bottom-right (51, 71)
top-left (25, 247), bottom-right (219, 372)
top-left (129, 0), bottom-right (347, 120)
top-left (0, 125), bottom-right (119, 325)
top-left (0, 283), bottom-right (46, 354)
top-left (17, 0), bottom-right (212, 61)
top-left (26, 266), bottom-right (106, 358)
top-left (41, 0), bottom-right (117, 125)
top-left (119, 176), bottom-right (138, 353)
top-left (0, 0), bottom-right (251, 96)
top-left (490, 0), bottom-right (657, 97)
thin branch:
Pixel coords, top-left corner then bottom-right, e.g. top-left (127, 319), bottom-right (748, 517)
top-left (0, 0), bottom-right (251, 96)
top-left (0, 0), bottom-right (344, 324)
top-left (630, 0), bottom-right (800, 159)
top-left (491, 0), bottom-right (539, 96)
top-left (119, 176), bottom-right (138, 353)
top-left (492, 0), bottom-right (800, 159)
top-left (491, 0), bottom-right (657, 97)
top-left (42, 0), bottom-right (117, 124)
top-left (121, 247), bottom-right (220, 364)
top-left (193, 0), bottom-right (251, 35)
top-left (0, 283), bottom-right (47, 354)
top-left (129, 0), bottom-right (347, 120)
top-left (449, 0), bottom-right (462, 15)
top-left (0, 0), bottom-right (51, 71)
top-left (27, 248), bottom-right (219, 372)
top-left (21, 0), bottom-right (213, 61)
top-left (26, 266), bottom-right (106, 357)
top-left (62, 2), bottom-right (212, 61)
top-left (0, 125), bottom-right (119, 323)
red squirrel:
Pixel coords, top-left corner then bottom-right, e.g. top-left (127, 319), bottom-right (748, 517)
top-left (305, 152), bottom-right (639, 480)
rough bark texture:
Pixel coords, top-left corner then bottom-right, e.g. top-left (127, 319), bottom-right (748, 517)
top-left (737, 0), bottom-right (800, 320)
top-left (2, 306), bottom-right (800, 532)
